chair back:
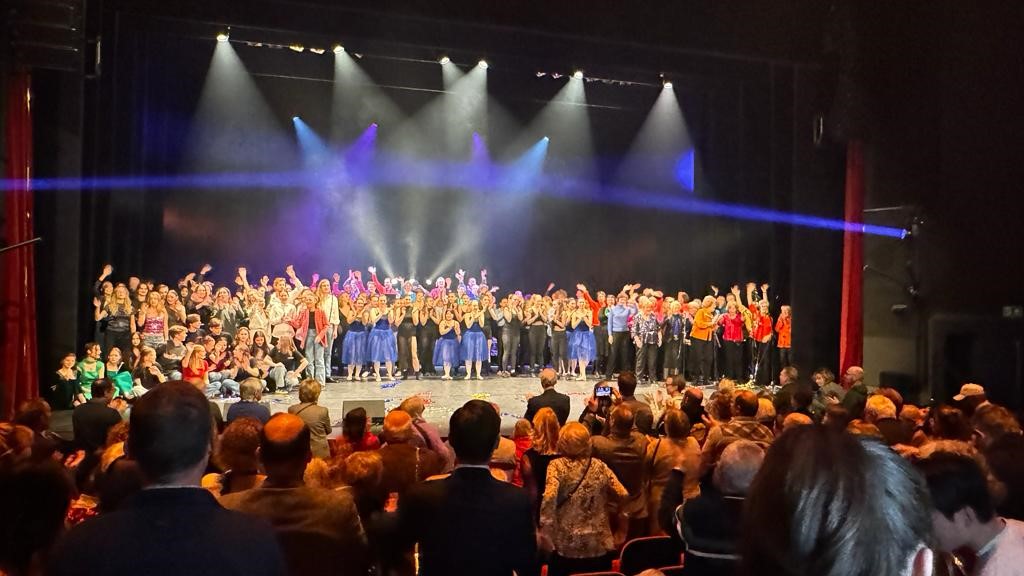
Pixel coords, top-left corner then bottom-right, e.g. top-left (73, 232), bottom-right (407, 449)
top-left (619, 535), bottom-right (683, 575)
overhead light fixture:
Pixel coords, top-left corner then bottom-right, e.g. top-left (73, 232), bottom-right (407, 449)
top-left (439, 55), bottom-right (451, 65)
top-left (573, 70), bottom-right (583, 79)
top-left (478, 59), bottom-right (488, 69)
top-left (663, 80), bottom-right (673, 89)
top-left (292, 116), bottom-right (300, 121)
top-left (216, 32), bottom-right (229, 43)
top-left (309, 47), bottom-right (325, 55)
top-left (289, 44), bottom-right (305, 53)
top-left (332, 44), bottom-right (344, 54)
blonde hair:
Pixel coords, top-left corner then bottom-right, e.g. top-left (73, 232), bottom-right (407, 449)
top-left (399, 396), bottom-right (426, 419)
top-left (864, 395), bottom-right (897, 422)
top-left (298, 379), bottom-right (321, 404)
top-left (344, 450), bottom-right (383, 488)
top-left (556, 422), bottom-right (591, 459)
top-left (532, 408), bottom-right (560, 454)
top-left (513, 419), bottom-right (533, 439)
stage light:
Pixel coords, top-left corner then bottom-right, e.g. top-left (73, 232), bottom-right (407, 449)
top-left (216, 32), bottom-right (229, 43)
top-left (663, 80), bottom-right (673, 89)
top-left (543, 136), bottom-right (550, 141)
top-left (332, 44), bottom-right (344, 54)
top-left (309, 47), bottom-right (326, 55)
top-left (292, 116), bottom-right (300, 121)
top-left (478, 59), bottom-right (488, 69)
top-left (289, 44), bottom-right (305, 53)
top-left (573, 70), bottom-right (583, 79)
top-left (439, 56), bottom-right (451, 65)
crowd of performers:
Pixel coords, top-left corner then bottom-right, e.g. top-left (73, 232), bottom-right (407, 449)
top-left (53, 263), bottom-right (792, 406)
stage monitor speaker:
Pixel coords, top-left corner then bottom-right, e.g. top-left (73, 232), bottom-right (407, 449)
top-left (340, 400), bottom-right (387, 426)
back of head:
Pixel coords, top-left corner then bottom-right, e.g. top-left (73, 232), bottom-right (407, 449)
top-left (343, 450), bottom-right (383, 490)
top-left (91, 378), bottom-right (114, 400)
top-left (916, 452), bottom-right (996, 554)
top-left (734, 390), bottom-right (759, 418)
top-left (398, 396), bottom-right (426, 419)
top-left (239, 378), bottom-right (262, 402)
top-left (740, 426), bottom-right (932, 576)
top-left (532, 407), bottom-right (560, 454)
top-left (756, 398), bottom-right (777, 427)
top-left (127, 381), bottom-right (212, 484)
top-left (216, 417), bottom-right (263, 472)
top-left (382, 409), bottom-right (414, 443)
top-left (557, 422), bottom-right (591, 459)
top-left (972, 404), bottom-right (1022, 446)
top-left (343, 408), bottom-right (368, 442)
top-left (513, 419), bottom-right (533, 439)
top-left (449, 399), bottom-right (500, 465)
top-left (540, 368), bottom-right (558, 390)
top-left (14, 398), bottom-right (51, 433)
top-left (0, 460), bottom-right (74, 575)
top-left (782, 412), bottom-right (813, 431)
top-left (864, 395), bottom-right (898, 423)
top-left (617, 371), bottom-right (638, 397)
top-left (877, 387), bottom-right (904, 416)
top-left (932, 405), bottom-right (973, 441)
top-left (297, 378), bottom-right (321, 404)
top-left (823, 405), bottom-right (851, 431)
top-left (713, 440), bottom-right (764, 496)
top-left (609, 404), bottom-right (635, 437)
top-left (260, 413), bottom-right (311, 467)
top-left (664, 408), bottom-right (692, 441)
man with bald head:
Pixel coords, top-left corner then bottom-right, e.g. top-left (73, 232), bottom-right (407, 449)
top-left (221, 413), bottom-right (368, 576)
top-left (524, 368), bottom-right (570, 425)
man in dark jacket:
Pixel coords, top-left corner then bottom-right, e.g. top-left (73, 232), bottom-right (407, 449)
top-left (524, 368), bottom-right (571, 425)
top-left (71, 379), bottom-right (122, 453)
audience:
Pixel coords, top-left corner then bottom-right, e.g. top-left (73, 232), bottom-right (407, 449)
top-left (0, 460), bottom-right (74, 576)
top-left (953, 383), bottom-right (990, 419)
top-left (70, 379), bottom-right (122, 454)
top-left (540, 422), bottom-right (628, 576)
top-left (226, 377), bottom-right (271, 424)
top-left (864, 394), bottom-right (914, 446)
top-left (13, 399), bottom-right (59, 462)
top-left (286, 379), bottom-right (332, 458)
top-left (399, 396), bottom-right (453, 470)
top-left (202, 417), bottom-right (265, 497)
top-left (330, 406), bottom-right (380, 456)
top-left (972, 404), bottom-right (1024, 521)
top-left (591, 404), bottom-right (650, 538)
top-left (700, 389), bottom-right (774, 477)
top-left (220, 413), bottom-right (368, 576)
top-left (48, 381), bottom-right (286, 576)
top-left (741, 425), bottom-right (934, 576)
top-left (524, 368), bottom-right (571, 425)
top-left (617, 371), bottom-right (655, 435)
top-left (398, 399), bottom-right (538, 576)
top-left (377, 409), bottom-right (445, 496)
top-left (645, 408), bottom-right (701, 534)
top-left (521, 407), bottom-right (561, 519)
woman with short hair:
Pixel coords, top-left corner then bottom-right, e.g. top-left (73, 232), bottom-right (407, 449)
top-left (288, 379), bottom-right (332, 459)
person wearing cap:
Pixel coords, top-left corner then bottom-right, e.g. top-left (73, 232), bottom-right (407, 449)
top-left (953, 383), bottom-right (990, 418)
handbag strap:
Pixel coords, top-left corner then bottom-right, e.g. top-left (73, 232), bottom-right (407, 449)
top-left (556, 457), bottom-right (593, 509)
top-left (644, 438), bottom-right (663, 490)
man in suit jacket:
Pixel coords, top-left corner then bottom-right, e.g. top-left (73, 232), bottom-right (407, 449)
top-left (221, 413), bottom-right (368, 576)
top-left (71, 379), bottom-right (122, 453)
top-left (286, 379), bottom-right (332, 458)
top-left (398, 399), bottom-right (539, 576)
top-left (591, 404), bottom-right (650, 538)
top-left (49, 381), bottom-right (286, 576)
top-left (524, 368), bottom-right (570, 425)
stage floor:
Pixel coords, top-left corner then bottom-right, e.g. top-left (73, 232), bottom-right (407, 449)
top-left (211, 375), bottom-right (662, 437)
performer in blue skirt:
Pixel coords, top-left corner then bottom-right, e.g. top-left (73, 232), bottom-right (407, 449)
top-left (365, 297), bottom-right (398, 381)
top-left (342, 307), bottom-right (368, 381)
top-left (460, 302), bottom-right (489, 380)
top-left (433, 309), bottom-right (462, 380)
top-left (570, 304), bottom-right (596, 381)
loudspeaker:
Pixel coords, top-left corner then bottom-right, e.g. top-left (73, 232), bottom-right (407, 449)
top-left (341, 400), bottom-right (386, 425)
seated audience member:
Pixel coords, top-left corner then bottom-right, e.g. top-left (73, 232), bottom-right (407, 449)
top-left (900, 404), bottom-right (928, 445)
top-left (540, 422), bottom-right (628, 576)
top-left (617, 371), bottom-right (655, 434)
top-left (94, 443), bottom-right (144, 514)
top-left (972, 404), bottom-right (1024, 520)
top-left (287, 379), bottom-right (332, 459)
top-left (511, 418), bottom-right (533, 487)
top-left (917, 452), bottom-right (1024, 575)
top-left (378, 409), bottom-right (445, 497)
top-left (330, 407), bottom-right (380, 457)
top-left (864, 394), bottom-right (914, 446)
top-left (810, 367), bottom-right (845, 418)
top-left (680, 386), bottom-right (708, 444)
top-left (522, 407), bottom-right (561, 519)
top-left (14, 399), bottom-right (60, 462)
top-left (221, 413), bottom-right (368, 576)
top-left (72, 379), bottom-right (122, 454)
top-left (660, 440), bottom-right (765, 573)
top-left (790, 387), bottom-right (815, 419)
top-left (156, 326), bottom-right (187, 379)
top-left (202, 417), bottom-right (265, 497)
top-left (822, 404), bottom-right (852, 432)
top-left (399, 396), bottom-right (453, 470)
top-left (646, 408), bottom-right (702, 534)
top-left (397, 399), bottom-right (538, 576)
top-left (953, 383), bottom-right (990, 419)
top-left (755, 397), bottom-right (777, 430)
top-left (781, 412), bottom-right (813, 431)
top-left (591, 404), bottom-right (650, 538)
top-left (877, 386), bottom-right (905, 416)
top-left (771, 366), bottom-right (803, 415)
top-left (226, 378), bottom-right (271, 425)
top-left (524, 368), bottom-right (571, 425)
top-left (49, 381), bottom-right (286, 576)
top-left (0, 460), bottom-right (74, 576)
top-left (840, 365), bottom-right (871, 419)
top-left (928, 404), bottom-right (974, 442)
top-left (740, 425), bottom-right (934, 576)
top-left (701, 390), bottom-right (774, 476)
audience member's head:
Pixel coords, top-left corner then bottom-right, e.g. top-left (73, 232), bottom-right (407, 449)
top-left (0, 424), bottom-right (32, 468)
top-left (864, 395), bottom-right (898, 424)
top-left (398, 396), bottom-right (426, 420)
top-left (741, 426), bottom-right (933, 576)
top-left (381, 409), bottom-right (414, 444)
top-left (343, 450), bottom-right (383, 493)
top-left (718, 378), bottom-right (737, 396)
top-left (126, 381), bottom-right (213, 486)
top-left (449, 399), bottom-right (500, 465)
top-left (778, 366), bottom-right (798, 386)
top-left (0, 460), bottom-right (74, 576)
top-left (238, 378), bottom-right (262, 402)
top-left (713, 440), bottom-right (764, 496)
top-left (663, 408), bottom-right (692, 441)
top-left (259, 413), bottom-right (312, 480)
top-left (681, 387), bottom-right (705, 423)
top-left (843, 365), bottom-right (865, 388)
top-left (930, 405), bottom-right (973, 442)
top-left (96, 447), bottom-right (144, 514)
top-left (342, 407), bottom-right (368, 443)
top-left (756, 398), bottom-right (777, 428)
top-left (297, 378), bottom-right (322, 404)
top-left (540, 368), bottom-right (558, 390)
top-left (13, 399), bottom-right (51, 434)
top-left (916, 452), bottom-right (1000, 554)
top-left (617, 371), bottom-right (638, 398)
top-left (878, 387), bottom-right (905, 416)
top-left (710, 391), bottom-right (734, 422)
top-left (105, 421), bottom-right (130, 447)
top-left (734, 390), bottom-right (759, 418)
top-left (557, 422), bottom-right (592, 460)
top-left (608, 405), bottom-right (635, 438)
top-left (782, 412), bottom-right (813, 431)
top-left (847, 420), bottom-right (884, 439)
top-left (792, 388), bottom-right (814, 414)
top-left (900, 405), bottom-right (925, 428)
top-left (812, 368), bottom-right (836, 388)
top-left (823, 405), bottom-right (851, 431)
top-left (971, 404), bottom-right (1022, 450)
top-left (215, 417), bottom-right (263, 473)
top-left (952, 383), bottom-right (987, 417)
top-left (634, 408), bottom-right (655, 437)
top-left (532, 407), bottom-right (560, 454)
top-left (91, 378), bottom-right (115, 401)
top-left (513, 419), bottom-right (532, 439)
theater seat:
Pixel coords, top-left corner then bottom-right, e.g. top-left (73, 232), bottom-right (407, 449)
top-left (658, 566), bottom-right (685, 576)
top-left (617, 536), bottom-right (683, 575)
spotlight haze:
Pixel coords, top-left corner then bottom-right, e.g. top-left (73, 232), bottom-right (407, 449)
top-left (332, 44), bottom-right (344, 54)
top-left (573, 70), bottom-right (583, 79)
top-left (478, 59), bottom-right (488, 69)
top-left (216, 32), bottom-right (229, 43)
top-left (439, 56), bottom-right (451, 65)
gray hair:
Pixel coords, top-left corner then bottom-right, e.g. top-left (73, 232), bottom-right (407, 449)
top-left (714, 440), bottom-right (765, 496)
top-left (239, 378), bottom-right (263, 402)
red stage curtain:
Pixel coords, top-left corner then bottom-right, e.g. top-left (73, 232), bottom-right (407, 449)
top-left (1, 71), bottom-right (38, 419)
top-left (839, 140), bottom-right (864, 376)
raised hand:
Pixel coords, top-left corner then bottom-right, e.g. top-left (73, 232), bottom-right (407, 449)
top-left (710, 285), bottom-right (719, 296)
top-left (238, 266), bottom-right (247, 277)
top-left (731, 285), bottom-right (740, 295)
top-left (234, 276), bottom-right (244, 286)
top-left (577, 283), bottom-right (586, 292)
top-left (367, 266), bottom-right (376, 276)
top-left (260, 275), bottom-right (269, 287)
top-left (285, 265), bottom-right (296, 277)
top-left (746, 282), bottom-right (756, 292)
top-left (761, 283), bottom-right (770, 293)
top-left (333, 272), bottom-right (341, 283)
top-left (200, 263), bottom-right (213, 275)
top-left (101, 264), bottom-right (113, 277)
top-left (92, 297), bottom-right (101, 308)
